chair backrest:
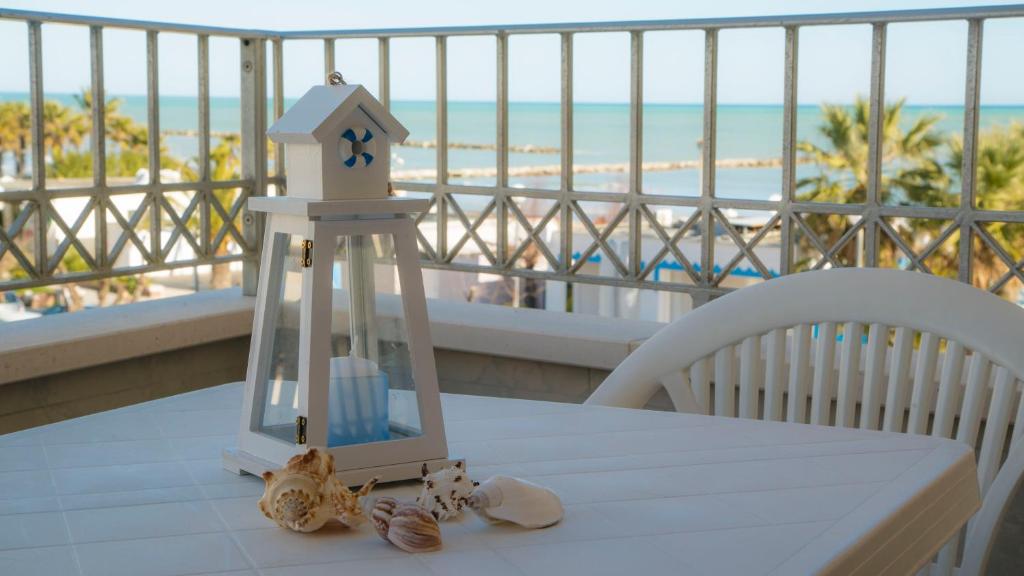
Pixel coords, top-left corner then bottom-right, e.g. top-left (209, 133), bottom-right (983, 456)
top-left (586, 268), bottom-right (1024, 576)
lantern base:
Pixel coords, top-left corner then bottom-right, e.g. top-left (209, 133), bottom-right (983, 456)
top-left (222, 447), bottom-right (463, 487)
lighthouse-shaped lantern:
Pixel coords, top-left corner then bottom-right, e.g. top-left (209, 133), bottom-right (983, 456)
top-left (223, 73), bottom-right (458, 485)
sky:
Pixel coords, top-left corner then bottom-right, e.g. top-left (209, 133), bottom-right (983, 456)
top-left (0, 0), bottom-right (1022, 104)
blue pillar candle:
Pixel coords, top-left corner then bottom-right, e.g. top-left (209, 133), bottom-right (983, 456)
top-left (327, 356), bottom-right (390, 446)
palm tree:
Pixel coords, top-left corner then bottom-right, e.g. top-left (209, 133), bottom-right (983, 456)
top-left (0, 101), bottom-right (30, 176)
top-left (67, 90), bottom-right (157, 180)
top-left (42, 100), bottom-right (88, 160)
top-left (796, 97), bottom-right (950, 270)
top-left (74, 90), bottom-right (148, 151)
top-left (948, 123), bottom-right (1024, 296)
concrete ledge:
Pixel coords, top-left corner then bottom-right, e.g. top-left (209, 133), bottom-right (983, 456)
top-left (0, 337), bottom-right (249, 434)
top-left (0, 289), bottom-right (256, 386)
top-left (425, 298), bottom-right (662, 371)
top-left (0, 289), bottom-right (664, 386)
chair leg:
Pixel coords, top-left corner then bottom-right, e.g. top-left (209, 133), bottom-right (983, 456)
top-left (660, 371), bottom-right (703, 414)
top-left (934, 536), bottom-right (958, 576)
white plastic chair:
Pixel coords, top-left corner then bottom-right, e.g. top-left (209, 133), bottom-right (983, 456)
top-left (586, 268), bottom-right (1024, 576)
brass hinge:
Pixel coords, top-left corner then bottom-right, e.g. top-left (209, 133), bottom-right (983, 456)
top-left (299, 240), bottom-right (313, 268)
top-left (295, 415), bottom-right (307, 445)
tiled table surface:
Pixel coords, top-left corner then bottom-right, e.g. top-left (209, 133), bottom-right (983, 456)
top-left (0, 382), bottom-right (978, 576)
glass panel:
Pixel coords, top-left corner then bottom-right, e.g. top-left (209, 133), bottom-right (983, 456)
top-left (327, 232), bottom-right (422, 447)
top-left (255, 232), bottom-right (304, 443)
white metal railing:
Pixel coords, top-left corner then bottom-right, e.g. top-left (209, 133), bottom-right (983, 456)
top-left (1, 5), bottom-right (1023, 305)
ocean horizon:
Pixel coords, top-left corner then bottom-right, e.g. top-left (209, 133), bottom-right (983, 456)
top-left (3, 91), bottom-right (1023, 201)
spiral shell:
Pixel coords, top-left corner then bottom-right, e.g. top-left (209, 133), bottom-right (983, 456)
top-left (259, 472), bottom-right (329, 532)
top-left (258, 449), bottom-right (378, 533)
top-left (371, 497), bottom-right (443, 553)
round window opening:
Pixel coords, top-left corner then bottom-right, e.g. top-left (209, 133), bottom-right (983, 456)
top-left (340, 127), bottom-right (376, 168)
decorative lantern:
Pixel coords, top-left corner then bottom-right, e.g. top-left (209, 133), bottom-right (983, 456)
top-left (223, 73), bottom-right (458, 485)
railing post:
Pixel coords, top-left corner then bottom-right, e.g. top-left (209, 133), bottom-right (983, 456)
top-left (240, 36), bottom-right (268, 296)
top-left (90, 25), bottom-right (108, 271)
top-left (378, 37), bottom-right (390, 111)
top-left (496, 32), bottom-right (509, 268)
top-left (865, 23), bottom-right (887, 268)
top-left (324, 38), bottom-right (335, 77)
top-left (378, 37), bottom-right (390, 186)
top-left (435, 36), bottom-right (448, 263)
top-left (560, 32), bottom-right (574, 275)
top-left (198, 34), bottom-right (212, 259)
top-left (959, 19), bottom-right (983, 286)
top-left (697, 28), bottom-right (718, 307)
top-left (780, 26), bottom-right (798, 277)
top-left (272, 38), bottom-right (285, 181)
top-left (628, 30), bottom-right (643, 280)
top-left (28, 21), bottom-right (46, 279)
top-left (147, 30), bottom-right (161, 264)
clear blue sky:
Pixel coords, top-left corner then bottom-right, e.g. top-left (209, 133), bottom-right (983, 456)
top-left (0, 0), bottom-right (1022, 104)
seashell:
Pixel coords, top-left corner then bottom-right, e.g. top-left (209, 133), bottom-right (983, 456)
top-left (416, 461), bottom-right (476, 521)
top-left (371, 497), bottom-right (443, 553)
top-left (370, 496), bottom-right (400, 539)
top-left (468, 475), bottom-right (563, 529)
top-left (258, 448), bottom-right (378, 532)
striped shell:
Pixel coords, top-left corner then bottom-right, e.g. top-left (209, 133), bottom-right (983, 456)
top-left (371, 497), bottom-right (443, 553)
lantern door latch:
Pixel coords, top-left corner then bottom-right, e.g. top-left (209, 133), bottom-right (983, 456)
top-left (299, 240), bottom-right (313, 268)
top-left (295, 416), bottom-right (307, 445)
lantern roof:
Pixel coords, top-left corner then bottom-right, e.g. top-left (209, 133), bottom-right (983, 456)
top-left (267, 84), bottom-right (409, 145)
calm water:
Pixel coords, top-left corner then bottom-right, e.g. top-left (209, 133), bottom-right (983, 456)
top-left (5, 92), bottom-right (1024, 201)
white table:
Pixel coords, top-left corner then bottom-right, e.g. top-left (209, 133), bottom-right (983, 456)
top-left (0, 383), bottom-right (979, 576)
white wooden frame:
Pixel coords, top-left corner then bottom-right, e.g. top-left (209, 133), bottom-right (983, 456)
top-left (306, 217), bottom-right (449, 470)
top-left (229, 201), bottom-right (451, 482)
top-left (237, 213), bottom-right (313, 466)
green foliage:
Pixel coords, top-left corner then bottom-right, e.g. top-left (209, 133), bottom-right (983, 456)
top-left (43, 100), bottom-right (88, 157)
top-left (0, 101), bottom-right (30, 175)
top-left (0, 92), bottom-right (226, 302)
top-left (797, 97), bottom-right (951, 206)
top-left (58, 246), bottom-right (90, 274)
top-left (107, 149), bottom-right (150, 177)
top-left (47, 149), bottom-right (92, 178)
top-left (798, 98), bottom-right (1024, 297)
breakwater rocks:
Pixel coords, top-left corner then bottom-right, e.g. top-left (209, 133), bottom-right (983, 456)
top-left (393, 156), bottom-right (805, 180)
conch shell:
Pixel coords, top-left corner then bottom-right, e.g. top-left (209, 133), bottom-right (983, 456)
top-left (258, 448), bottom-right (378, 532)
top-left (371, 496), bottom-right (443, 553)
top-left (416, 461), bottom-right (476, 521)
top-left (468, 475), bottom-right (563, 529)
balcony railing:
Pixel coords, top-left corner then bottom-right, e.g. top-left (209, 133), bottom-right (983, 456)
top-left (1, 5), bottom-right (1023, 307)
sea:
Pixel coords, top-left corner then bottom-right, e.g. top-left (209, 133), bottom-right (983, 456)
top-left (4, 92), bottom-right (1024, 204)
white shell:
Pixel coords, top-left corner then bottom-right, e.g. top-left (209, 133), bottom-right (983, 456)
top-left (371, 496), bottom-right (443, 553)
top-left (258, 449), bottom-right (378, 532)
top-left (416, 461), bottom-right (475, 521)
top-left (468, 475), bottom-right (563, 529)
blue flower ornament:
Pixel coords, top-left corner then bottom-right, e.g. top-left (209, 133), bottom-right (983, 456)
top-left (340, 127), bottom-right (376, 168)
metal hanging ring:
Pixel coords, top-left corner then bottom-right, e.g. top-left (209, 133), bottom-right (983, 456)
top-left (327, 71), bottom-right (346, 86)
